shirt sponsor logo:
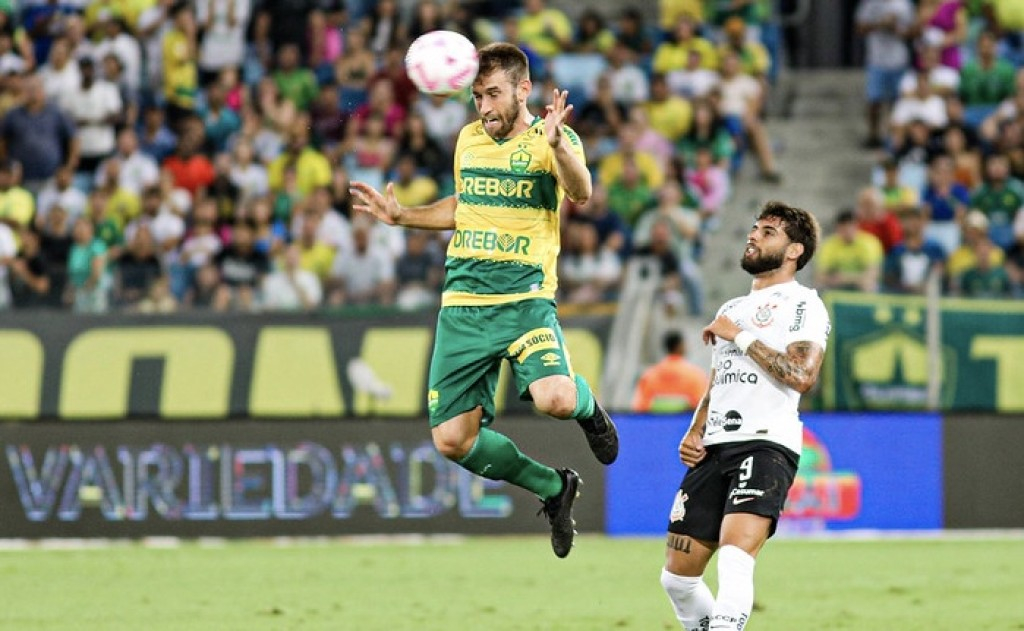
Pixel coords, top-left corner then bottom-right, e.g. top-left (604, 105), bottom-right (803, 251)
top-left (450, 229), bottom-right (532, 255)
top-left (712, 359), bottom-right (759, 386)
top-left (461, 175), bottom-right (536, 199)
top-left (790, 300), bottom-right (806, 332)
top-left (722, 410), bottom-right (743, 432)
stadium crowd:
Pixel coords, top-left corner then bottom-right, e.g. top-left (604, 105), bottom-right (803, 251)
top-left (824, 0), bottom-right (1024, 298)
top-left (0, 0), bottom-right (785, 314)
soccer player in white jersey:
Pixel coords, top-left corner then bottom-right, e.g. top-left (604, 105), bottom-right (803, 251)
top-left (659, 201), bottom-right (830, 631)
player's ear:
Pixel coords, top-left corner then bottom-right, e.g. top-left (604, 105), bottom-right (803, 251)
top-left (518, 78), bottom-right (532, 100)
top-left (787, 242), bottom-right (805, 262)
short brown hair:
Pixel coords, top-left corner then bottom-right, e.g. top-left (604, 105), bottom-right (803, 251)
top-left (758, 201), bottom-right (820, 271)
top-left (476, 42), bottom-right (530, 86)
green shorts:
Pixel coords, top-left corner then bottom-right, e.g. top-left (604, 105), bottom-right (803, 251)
top-left (427, 299), bottom-right (575, 427)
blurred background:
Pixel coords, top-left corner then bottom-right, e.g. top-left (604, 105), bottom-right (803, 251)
top-left (0, 0), bottom-right (1020, 541)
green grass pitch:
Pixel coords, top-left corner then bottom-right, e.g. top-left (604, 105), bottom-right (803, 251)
top-left (2, 535), bottom-right (1023, 630)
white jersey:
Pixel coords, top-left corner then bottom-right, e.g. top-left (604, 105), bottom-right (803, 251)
top-left (704, 280), bottom-right (831, 455)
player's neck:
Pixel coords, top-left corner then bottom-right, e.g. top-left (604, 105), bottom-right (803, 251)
top-left (506, 109), bottom-right (535, 138)
top-left (750, 268), bottom-right (796, 291)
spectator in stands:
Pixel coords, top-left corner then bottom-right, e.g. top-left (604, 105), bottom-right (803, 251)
top-left (213, 219), bottom-right (268, 311)
top-left (666, 49), bottom-right (720, 101)
top-left (899, 41), bottom-right (958, 98)
top-left (947, 209), bottom-right (1005, 285)
top-left (941, 124), bottom-right (981, 189)
top-left (391, 152), bottom-right (437, 208)
top-left (633, 180), bottom-right (703, 315)
top-left (95, 16), bottom-right (142, 98)
top-left (227, 138), bottom-right (268, 204)
top-left (921, 154), bottom-right (969, 254)
top-left (560, 219), bottom-right (622, 305)
top-left (959, 30), bottom-right (1016, 129)
top-left (574, 74), bottom-right (627, 159)
top-left (718, 49), bottom-right (781, 182)
top-left (395, 112), bottom-right (450, 183)
top-left (631, 218), bottom-right (685, 314)
top-left (199, 81), bottom-right (240, 154)
top-left (310, 83), bottom-right (347, 152)
top-left (890, 71), bottom-right (948, 146)
top-left (38, 37), bottom-right (79, 102)
top-left (957, 237), bottom-right (1012, 297)
top-left (9, 228), bottom-right (51, 309)
top-left (114, 224), bottom-right (163, 309)
top-left (972, 152), bottom-right (1024, 249)
top-left (876, 159), bottom-right (918, 223)
top-left (815, 208), bottom-right (885, 292)
top-left (125, 183), bottom-right (186, 270)
top-left (856, 0), bottom-right (915, 148)
top-left (0, 158), bottom-right (34, 232)
top-left (67, 216), bottom-right (111, 313)
top-left (607, 156), bottom-right (658, 228)
top-left (262, 242), bottom-right (322, 311)
top-left (414, 94), bottom-right (468, 155)
top-left (36, 166), bottom-right (86, 228)
top-left (516, 0), bottom-right (572, 61)
top-left (327, 217), bottom-right (395, 306)
top-left (138, 104), bottom-right (178, 163)
top-left (604, 38), bottom-right (650, 106)
top-left (97, 128), bottom-right (160, 196)
top-left (616, 7), bottom-right (654, 58)
top-left (294, 210), bottom-right (335, 282)
top-left (164, 118), bottom-right (215, 197)
top-left (575, 183), bottom-right (629, 259)
top-left (631, 330), bottom-right (709, 413)
top-left (653, 14), bottom-right (717, 76)
top-left (268, 118), bottom-right (331, 196)
top-left (273, 43), bottom-right (318, 111)
top-left (599, 123), bottom-right (665, 202)
top-left (293, 185), bottom-right (353, 253)
top-left (573, 9), bottom-right (616, 55)
top-left (184, 262), bottom-right (220, 309)
top-left (883, 207), bottom-right (946, 293)
top-left (643, 74), bottom-right (692, 144)
top-left (196, 0), bottom-right (249, 84)
top-left (892, 117), bottom-right (943, 172)
top-left (363, 0), bottom-right (403, 56)
top-left (685, 147), bottom-right (730, 221)
top-left (349, 113), bottom-right (395, 178)
top-left (394, 228), bottom-right (443, 311)
top-left (0, 75), bottom-right (77, 193)
top-left (678, 99), bottom-right (735, 171)
top-left (719, 16), bottom-right (772, 81)
top-left (912, 0), bottom-right (967, 71)
top-left (162, 2), bottom-right (199, 131)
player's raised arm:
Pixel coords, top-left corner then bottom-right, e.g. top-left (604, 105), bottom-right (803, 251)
top-left (350, 181), bottom-right (457, 231)
top-left (545, 88), bottom-right (592, 204)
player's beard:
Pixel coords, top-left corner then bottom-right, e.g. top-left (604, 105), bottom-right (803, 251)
top-left (482, 94), bottom-right (521, 140)
top-left (740, 244), bottom-right (786, 275)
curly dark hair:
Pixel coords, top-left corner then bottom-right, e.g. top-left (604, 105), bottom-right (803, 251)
top-left (757, 201), bottom-right (820, 271)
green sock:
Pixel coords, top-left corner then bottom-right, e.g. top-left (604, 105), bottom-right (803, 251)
top-left (571, 374), bottom-right (596, 420)
top-left (457, 427), bottom-right (562, 499)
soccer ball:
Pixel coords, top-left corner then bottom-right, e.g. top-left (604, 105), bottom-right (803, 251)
top-left (405, 30), bottom-right (479, 95)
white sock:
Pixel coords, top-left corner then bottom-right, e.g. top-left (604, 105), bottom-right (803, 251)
top-left (709, 545), bottom-right (756, 631)
top-left (661, 568), bottom-right (714, 631)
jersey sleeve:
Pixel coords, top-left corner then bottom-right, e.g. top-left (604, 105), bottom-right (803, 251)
top-left (561, 124), bottom-right (586, 164)
top-left (783, 292), bottom-right (831, 350)
top-left (452, 125), bottom-right (470, 194)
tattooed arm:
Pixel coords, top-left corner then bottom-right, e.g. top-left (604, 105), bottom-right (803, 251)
top-left (702, 314), bottom-right (825, 394)
top-left (744, 340), bottom-right (825, 394)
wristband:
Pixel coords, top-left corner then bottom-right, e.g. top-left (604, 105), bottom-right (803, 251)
top-left (734, 330), bottom-right (756, 354)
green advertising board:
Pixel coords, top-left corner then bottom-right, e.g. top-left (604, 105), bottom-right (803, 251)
top-left (823, 292), bottom-right (1024, 412)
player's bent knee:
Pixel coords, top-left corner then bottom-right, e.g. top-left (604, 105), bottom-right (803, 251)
top-left (534, 388), bottom-right (575, 418)
top-left (432, 432), bottom-right (471, 460)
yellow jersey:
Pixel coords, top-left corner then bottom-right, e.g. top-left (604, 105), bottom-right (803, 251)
top-left (443, 117), bottom-right (585, 307)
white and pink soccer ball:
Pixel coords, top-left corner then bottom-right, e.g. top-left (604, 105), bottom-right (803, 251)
top-left (405, 30), bottom-right (479, 95)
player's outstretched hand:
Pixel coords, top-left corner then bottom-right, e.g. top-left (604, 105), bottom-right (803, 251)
top-left (350, 181), bottom-right (403, 226)
top-left (679, 430), bottom-right (706, 467)
top-left (701, 314), bottom-right (741, 346)
top-left (544, 88), bottom-right (573, 148)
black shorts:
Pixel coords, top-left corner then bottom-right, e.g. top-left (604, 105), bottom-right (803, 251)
top-left (667, 440), bottom-right (799, 542)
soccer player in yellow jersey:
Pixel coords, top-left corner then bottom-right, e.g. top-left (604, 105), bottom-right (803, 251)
top-left (351, 43), bottom-right (618, 558)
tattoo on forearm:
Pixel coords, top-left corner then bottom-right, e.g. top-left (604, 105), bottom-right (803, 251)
top-left (667, 534), bottom-right (692, 554)
top-left (746, 340), bottom-right (821, 392)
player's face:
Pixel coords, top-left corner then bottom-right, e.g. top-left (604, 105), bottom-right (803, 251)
top-left (473, 71), bottom-right (522, 140)
top-left (741, 217), bottom-right (792, 275)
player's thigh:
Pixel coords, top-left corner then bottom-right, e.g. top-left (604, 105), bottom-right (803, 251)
top-left (428, 306), bottom-right (506, 427)
top-left (504, 300), bottom-right (575, 399)
top-left (721, 444), bottom-right (798, 543)
top-left (665, 453), bottom-right (727, 575)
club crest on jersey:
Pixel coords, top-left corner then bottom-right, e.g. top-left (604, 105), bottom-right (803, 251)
top-left (510, 143), bottom-right (531, 174)
top-left (670, 491), bottom-right (688, 523)
top-left (752, 303), bottom-right (777, 328)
